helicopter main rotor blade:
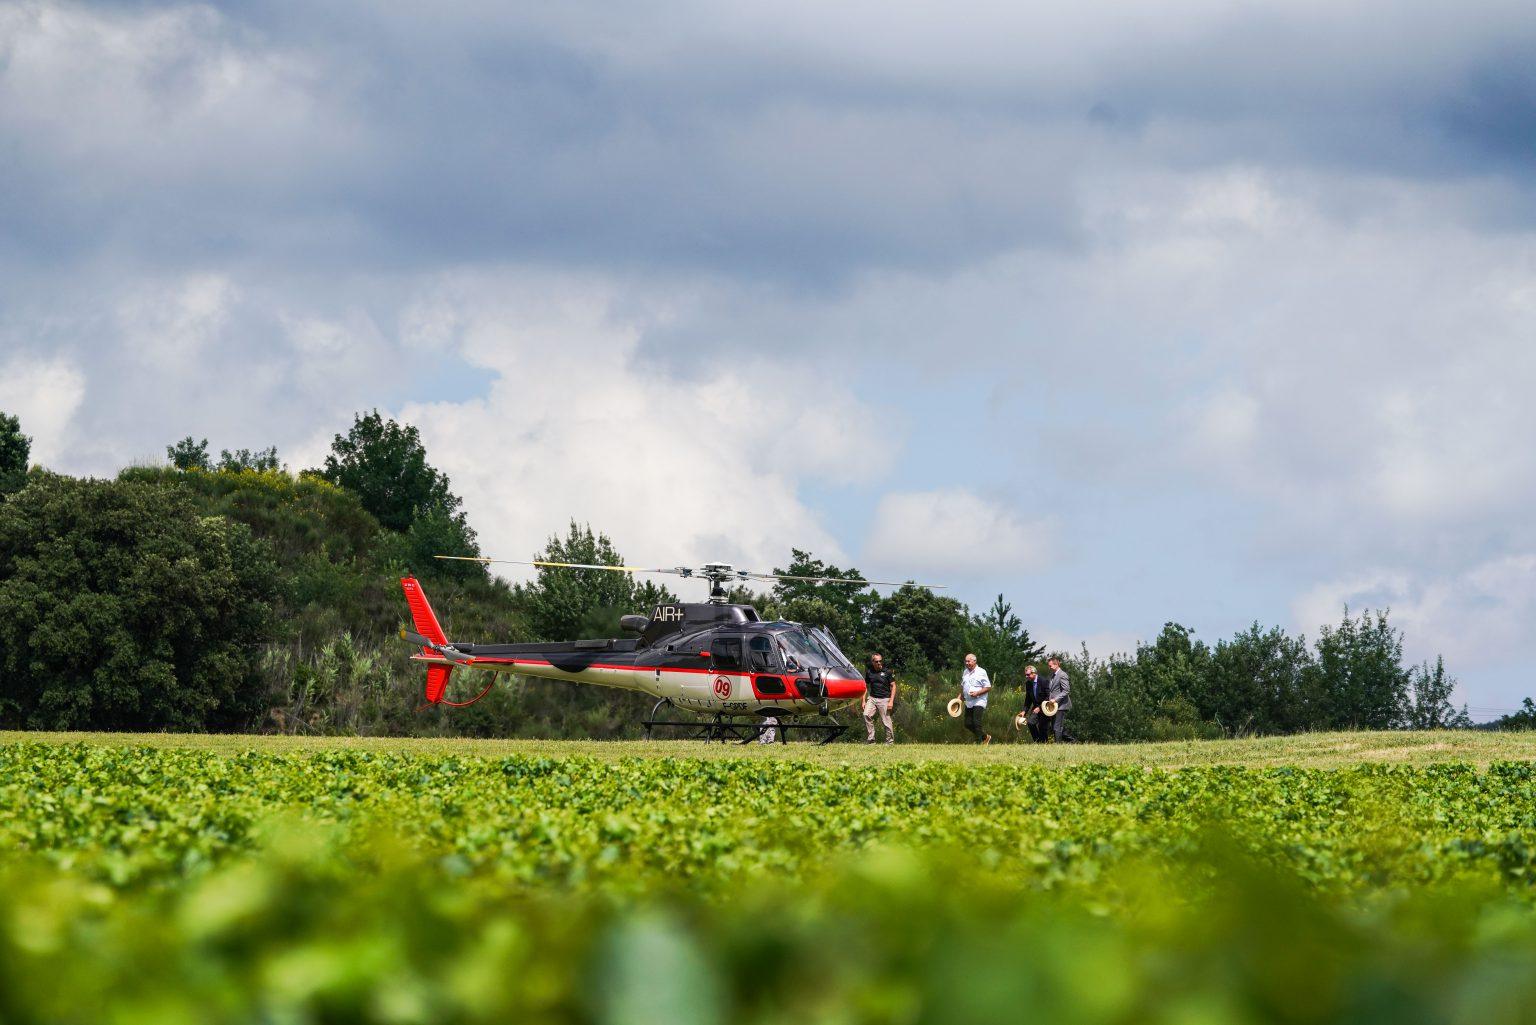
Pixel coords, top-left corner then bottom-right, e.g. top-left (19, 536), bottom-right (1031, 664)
top-left (434, 556), bottom-right (687, 575)
top-left (737, 570), bottom-right (947, 589)
top-left (435, 555), bottom-right (945, 590)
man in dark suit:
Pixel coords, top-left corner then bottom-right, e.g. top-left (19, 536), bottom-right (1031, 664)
top-left (1042, 656), bottom-right (1071, 742)
top-left (1022, 665), bottom-right (1049, 743)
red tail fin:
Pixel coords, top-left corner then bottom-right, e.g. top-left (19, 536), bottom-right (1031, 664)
top-left (403, 577), bottom-right (452, 706)
top-left (425, 664), bottom-right (453, 704)
top-left (401, 577), bottom-right (448, 648)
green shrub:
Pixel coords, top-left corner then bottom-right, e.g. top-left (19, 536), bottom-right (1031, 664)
top-left (0, 475), bottom-right (278, 730)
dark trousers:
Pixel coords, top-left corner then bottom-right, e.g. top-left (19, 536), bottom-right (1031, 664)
top-left (1027, 715), bottom-right (1047, 743)
top-left (963, 704), bottom-right (988, 742)
top-left (1042, 712), bottom-right (1067, 741)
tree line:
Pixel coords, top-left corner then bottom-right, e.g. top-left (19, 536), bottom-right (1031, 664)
top-left (0, 408), bottom-right (1512, 740)
top-left (719, 555), bottom-right (1473, 740)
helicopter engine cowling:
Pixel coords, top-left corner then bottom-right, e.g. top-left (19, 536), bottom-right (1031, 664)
top-left (821, 673), bottom-right (867, 702)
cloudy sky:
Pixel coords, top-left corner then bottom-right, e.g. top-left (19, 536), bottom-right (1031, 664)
top-left (3, 0), bottom-right (1534, 714)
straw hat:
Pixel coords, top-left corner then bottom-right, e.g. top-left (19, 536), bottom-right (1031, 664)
top-left (1013, 710), bottom-right (1029, 728)
top-left (946, 697), bottom-right (963, 718)
top-left (1041, 698), bottom-right (1059, 716)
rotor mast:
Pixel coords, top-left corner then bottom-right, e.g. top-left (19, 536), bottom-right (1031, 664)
top-left (698, 563), bottom-right (737, 604)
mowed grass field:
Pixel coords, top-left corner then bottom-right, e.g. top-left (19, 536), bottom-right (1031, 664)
top-left (5, 729), bottom-right (1536, 1024)
top-left (11, 726), bottom-right (1534, 767)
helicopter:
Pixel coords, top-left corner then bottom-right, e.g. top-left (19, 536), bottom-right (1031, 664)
top-left (399, 557), bottom-right (944, 743)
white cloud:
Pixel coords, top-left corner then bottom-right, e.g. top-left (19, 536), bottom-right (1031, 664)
top-left (0, 354), bottom-right (86, 467)
top-left (863, 488), bottom-right (1049, 578)
top-left (0, 1), bottom-right (339, 181)
top-left (118, 274), bottom-right (234, 368)
top-left (528, 0), bottom-right (1534, 106)
top-left (277, 309), bottom-right (394, 402)
top-left (1185, 388), bottom-right (1260, 461)
top-left (1139, 169), bottom-right (1536, 552)
top-left (769, 165), bottom-right (1536, 562)
top-left (1293, 555), bottom-right (1536, 674)
top-left (1292, 571), bottom-right (1411, 639)
top-left (395, 270), bottom-right (894, 591)
top-left (0, 267), bottom-right (436, 474)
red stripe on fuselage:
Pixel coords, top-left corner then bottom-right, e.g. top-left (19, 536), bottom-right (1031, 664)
top-left (450, 656), bottom-right (706, 673)
top-left (410, 655), bottom-right (863, 698)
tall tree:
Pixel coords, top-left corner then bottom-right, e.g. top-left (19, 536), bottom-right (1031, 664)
top-left (317, 411), bottom-right (462, 532)
top-left (0, 411), bottom-right (28, 496)
top-left (398, 507), bottom-right (483, 581)
top-left (865, 583), bottom-right (968, 675)
top-left (767, 549), bottom-right (876, 653)
top-left (166, 436), bottom-right (212, 471)
top-left (1310, 607), bottom-right (1410, 729)
top-left (1207, 623), bottom-right (1313, 735)
top-left (316, 411), bottom-right (481, 576)
top-left (1052, 646), bottom-right (1148, 743)
top-left (519, 522), bottom-right (675, 639)
top-left (1494, 698), bottom-right (1536, 731)
top-left (1126, 623), bottom-right (1213, 709)
top-left (1403, 656), bottom-right (1471, 729)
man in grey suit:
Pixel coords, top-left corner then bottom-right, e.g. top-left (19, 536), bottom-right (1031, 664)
top-left (1043, 656), bottom-right (1071, 742)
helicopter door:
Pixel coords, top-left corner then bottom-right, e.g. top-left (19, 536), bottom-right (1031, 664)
top-left (748, 636), bottom-right (788, 698)
top-left (702, 635), bottom-right (744, 704)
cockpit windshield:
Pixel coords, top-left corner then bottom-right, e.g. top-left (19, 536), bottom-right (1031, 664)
top-left (808, 626), bottom-right (856, 672)
top-left (772, 626), bottom-right (856, 672)
top-left (777, 628), bottom-right (828, 662)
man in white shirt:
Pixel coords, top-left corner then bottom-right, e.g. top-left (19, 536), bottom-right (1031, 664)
top-left (959, 653), bottom-right (991, 745)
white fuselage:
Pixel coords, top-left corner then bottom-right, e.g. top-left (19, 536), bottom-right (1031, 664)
top-left (412, 653), bottom-right (856, 717)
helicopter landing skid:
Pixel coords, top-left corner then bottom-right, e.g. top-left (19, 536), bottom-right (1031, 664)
top-left (641, 699), bottom-right (846, 745)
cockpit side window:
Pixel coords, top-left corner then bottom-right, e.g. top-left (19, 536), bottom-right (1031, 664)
top-left (748, 635), bottom-right (779, 671)
top-left (710, 636), bottom-right (744, 669)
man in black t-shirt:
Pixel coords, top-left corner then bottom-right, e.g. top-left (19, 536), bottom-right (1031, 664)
top-left (863, 653), bottom-right (897, 744)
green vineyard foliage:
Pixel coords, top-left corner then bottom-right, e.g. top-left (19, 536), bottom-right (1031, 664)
top-left (6, 744), bottom-right (1536, 895)
top-left (4, 743), bottom-right (1536, 1022)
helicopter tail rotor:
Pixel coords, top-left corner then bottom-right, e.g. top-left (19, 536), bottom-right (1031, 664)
top-left (400, 577), bottom-right (494, 706)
